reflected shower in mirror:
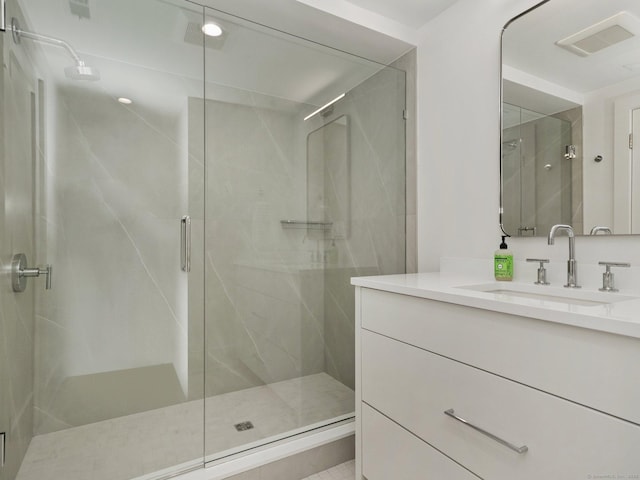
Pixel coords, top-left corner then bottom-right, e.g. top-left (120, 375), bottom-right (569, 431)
top-left (501, 97), bottom-right (583, 237)
top-left (501, 0), bottom-right (640, 236)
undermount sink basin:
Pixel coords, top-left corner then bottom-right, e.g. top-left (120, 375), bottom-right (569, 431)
top-left (457, 283), bottom-right (637, 307)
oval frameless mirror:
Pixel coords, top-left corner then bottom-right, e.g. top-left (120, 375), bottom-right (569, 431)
top-left (501, 0), bottom-right (640, 236)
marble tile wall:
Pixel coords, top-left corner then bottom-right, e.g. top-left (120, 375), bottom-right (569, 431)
top-left (554, 106), bottom-right (584, 234)
top-left (316, 64), bottom-right (407, 388)
top-left (530, 115), bottom-right (568, 235)
top-left (393, 50), bottom-right (418, 274)
top-left (188, 95), bottom-right (324, 400)
top-left (188, 60), bottom-right (407, 403)
top-left (502, 107), bottom-right (582, 237)
top-left (33, 85), bottom-right (195, 434)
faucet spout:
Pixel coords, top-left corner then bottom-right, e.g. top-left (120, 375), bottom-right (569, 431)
top-left (548, 224), bottom-right (580, 288)
top-left (589, 226), bottom-right (612, 235)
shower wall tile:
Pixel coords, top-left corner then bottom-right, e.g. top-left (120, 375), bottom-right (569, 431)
top-left (188, 95), bottom-right (329, 400)
top-left (392, 49), bottom-right (417, 273)
top-left (502, 107), bottom-right (583, 237)
top-left (35, 85), bottom-right (193, 434)
top-left (232, 264), bottom-right (325, 385)
top-left (187, 61), bottom-right (406, 442)
top-left (555, 107), bottom-right (584, 234)
top-left (310, 64), bottom-right (406, 389)
top-left (323, 269), bottom-right (356, 389)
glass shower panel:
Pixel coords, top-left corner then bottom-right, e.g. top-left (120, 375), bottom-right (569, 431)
top-left (1, 11), bottom-right (39, 480)
top-left (2, 1), bottom-right (206, 479)
top-left (202, 7), bottom-right (406, 461)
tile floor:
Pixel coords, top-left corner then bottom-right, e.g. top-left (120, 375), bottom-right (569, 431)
top-left (16, 373), bottom-right (354, 480)
top-left (302, 460), bottom-right (355, 480)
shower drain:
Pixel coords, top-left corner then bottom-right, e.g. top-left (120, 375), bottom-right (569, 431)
top-left (234, 421), bottom-right (254, 432)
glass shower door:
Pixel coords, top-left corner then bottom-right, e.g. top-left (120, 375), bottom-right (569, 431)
top-left (1, 14), bottom-right (39, 480)
top-left (2, 1), bottom-right (207, 479)
top-left (201, 7), bottom-right (406, 462)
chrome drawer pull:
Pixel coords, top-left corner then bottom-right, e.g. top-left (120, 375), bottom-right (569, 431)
top-left (444, 409), bottom-right (528, 454)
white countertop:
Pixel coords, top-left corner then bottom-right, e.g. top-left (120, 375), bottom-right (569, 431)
top-left (351, 272), bottom-right (640, 339)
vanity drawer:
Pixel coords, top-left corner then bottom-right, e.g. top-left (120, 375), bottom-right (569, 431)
top-left (362, 403), bottom-right (479, 480)
top-left (361, 330), bottom-right (640, 479)
top-left (360, 287), bottom-right (640, 424)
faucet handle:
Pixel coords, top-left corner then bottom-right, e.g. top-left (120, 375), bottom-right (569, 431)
top-left (598, 261), bottom-right (630, 292)
top-left (526, 258), bottom-right (550, 285)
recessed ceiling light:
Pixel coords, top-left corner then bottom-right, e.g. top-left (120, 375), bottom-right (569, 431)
top-left (202, 22), bottom-right (223, 37)
top-left (117, 97), bottom-right (133, 105)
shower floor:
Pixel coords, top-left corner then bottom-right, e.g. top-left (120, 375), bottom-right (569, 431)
top-left (16, 373), bottom-right (354, 480)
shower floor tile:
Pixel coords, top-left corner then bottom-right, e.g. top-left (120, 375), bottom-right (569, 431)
top-left (16, 373), bottom-right (354, 480)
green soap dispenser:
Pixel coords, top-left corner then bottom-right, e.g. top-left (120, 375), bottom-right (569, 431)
top-left (494, 235), bottom-right (513, 281)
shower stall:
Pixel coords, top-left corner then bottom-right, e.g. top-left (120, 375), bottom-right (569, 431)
top-left (502, 102), bottom-right (583, 236)
top-left (0, 1), bottom-right (407, 479)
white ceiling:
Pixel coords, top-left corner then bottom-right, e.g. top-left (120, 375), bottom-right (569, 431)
top-left (197, 0), bottom-right (417, 64)
top-left (12, 0), bottom-right (461, 121)
top-left (503, 0), bottom-right (640, 95)
top-left (343, 0), bottom-right (458, 29)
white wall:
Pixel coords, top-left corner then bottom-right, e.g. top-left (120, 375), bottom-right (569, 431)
top-left (583, 78), bottom-right (640, 233)
top-left (416, 0), bottom-right (640, 290)
top-left (417, 0), bottom-right (535, 271)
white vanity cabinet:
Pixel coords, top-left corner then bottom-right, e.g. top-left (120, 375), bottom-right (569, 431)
top-left (354, 283), bottom-right (640, 480)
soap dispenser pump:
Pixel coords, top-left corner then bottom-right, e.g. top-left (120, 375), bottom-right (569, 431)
top-left (494, 235), bottom-right (513, 281)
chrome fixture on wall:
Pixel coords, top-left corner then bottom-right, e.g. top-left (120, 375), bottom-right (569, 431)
top-left (10, 17), bottom-right (100, 80)
top-left (11, 253), bottom-right (52, 292)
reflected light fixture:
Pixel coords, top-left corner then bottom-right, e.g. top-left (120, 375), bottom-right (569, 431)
top-left (117, 97), bottom-right (133, 105)
top-left (304, 93), bottom-right (345, 121)
top-left (202, 22), bottom-right (223, 37)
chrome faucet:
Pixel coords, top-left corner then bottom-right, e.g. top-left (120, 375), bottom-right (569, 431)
top-left (548, 224), bottom-right (580, 288)
top-left (589, 226), bottom-right (612, 235)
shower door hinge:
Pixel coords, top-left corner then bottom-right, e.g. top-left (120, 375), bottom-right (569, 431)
top-left (630, 133), bottom-right (634, 150)
top-left (402, 109), bottom-right (408, 120)
top-left (1, 0), bottom-right (6, 32)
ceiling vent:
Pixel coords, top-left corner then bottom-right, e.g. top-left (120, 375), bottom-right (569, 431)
top-left (556, 12), bottom-right (640, 57)
top-left (69, 0), bottom-right (91, 20)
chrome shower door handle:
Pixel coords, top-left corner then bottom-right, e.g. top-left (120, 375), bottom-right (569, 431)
top-left (11, 253), bottom-right (53, 292)
top-left (444, 408), bottom-right (528, 454)
top-left (181, 215), bottom-right (191, 272)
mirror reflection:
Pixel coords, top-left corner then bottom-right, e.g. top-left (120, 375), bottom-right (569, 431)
top-left (501, 0), bottom-right (640, 236)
